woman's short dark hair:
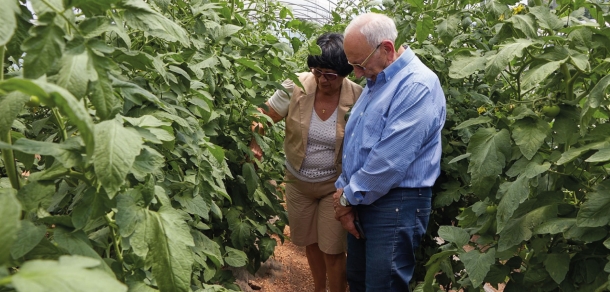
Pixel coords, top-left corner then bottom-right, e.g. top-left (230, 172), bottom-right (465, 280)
top-left (307, 33), bottom-right (353, 77)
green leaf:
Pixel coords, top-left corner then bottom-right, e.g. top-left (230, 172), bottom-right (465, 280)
top-left (0, 91), bottom-right (29, 138)
top-left (485, 39), bottom-right (534, 78)
top-left (485, 0), bottom-right (511, 16)
top-left (258, 237), bottom-right (277, 262)
top-left (511, 117), bottom-right (550, 160)
top-left (130, 145), bottom-right (165, 181)
top-left (126, 279), bottom-right (158, 292)
top-left (577, 182), bottom-right (610, 227)
top-left (89, 72), bottom-right (120, 120)
top-left (454, 116), bottom-right (492, 130)
top-left (115, 194), bottom-right (147, 238)
top-left (122, 0), bottom-right (190, 46)
top-left (498, 205), bottom-right (557, 251)
top-left (569, 51), bottom-right (590, 72)
top-left (459, 248), bottom-right (496, 288)
top-left (586, 147), bottom-right (610, 163)
top-left (416, 15), bottom-right (434, 44)
top-left (544, 253), bottom-right (570, 284)
top-left (235, 58), bottom-right (266, 75)
top-left (215, 24), bottom-right (242, 40)
top-left (57, 45), bottom-right (99, 99)
top-left (438, 226), bottom-right (470, 248)
top-left (0, 0), bottom-right (19, 46)
top-left (175, 194), bottom-right (210, 220)
top-left (10, 255), bottom-right (127, 292)
top-left (529, 6), bottom-right (564, 31)
top-left (520, 61), bottom-right (563, 93)
top-left (496, 176), bottom-right (530, 233)
top-left (557, 140), bottom-right (610, 165)
top-left (230, 221), bottom-right (252, 249)
top-left (436, 15), bottom-right (460, 45)
top-left (93, 120), bottom-right (143, 198)
top-left (0, 188), bottom-right (21, 265)
top-left (467, 128), bottom-right (511, 194)
top-left (148, 206), bottom-right (195, 292)
top-left (191, 232), bottom-right (223, 268)
top-left (507, 14), bottom-right (537, 38)
top-left (506, 156), bottom-right (551, 178)
top-left (21, 23), bottom-right (65, 79)
top-left (11, 220), bottom-right (46, 259)
top-left (17, 181), bottom-right (55, 213)
top-left (0, 138), bottom-right (82, 168)
top-left (112, 76), bottom-right (161, 106)
top-left (35, 80), bottom-right (96, 157)
top-left (533, 218), bottom-right (575, 235)
top-left (587, 74), bottom-right (610, 109)
top-left (72, 188), bottom-right (111, 231)
top-left (449, 55), bottom-right (487, 79)
top-left (242, 163), bottom-right (259, 196)
top-left (224, 246), bottom-right (247, 267)
top-left (53, 227), bottom-right (108, 267)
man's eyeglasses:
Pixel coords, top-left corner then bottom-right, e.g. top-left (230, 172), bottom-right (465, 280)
top-left (311, 68), bottom-right (339, 81)
top-left (348, 43), bottom-right (381, 71)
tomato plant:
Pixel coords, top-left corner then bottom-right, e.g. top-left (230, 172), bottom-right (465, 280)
top-left (0, 0), bottom-right (319, 291)
top-left (370, 0), bottom-right (610, 290)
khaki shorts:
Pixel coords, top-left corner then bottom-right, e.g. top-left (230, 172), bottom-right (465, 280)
top-left (284, 171), bottom-right (347, 254)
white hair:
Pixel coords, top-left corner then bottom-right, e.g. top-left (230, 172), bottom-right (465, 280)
top-left (344, 13), bottom-right (398, 47)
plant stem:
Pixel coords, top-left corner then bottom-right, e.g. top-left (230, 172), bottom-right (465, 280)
top-left (105, 214), bottom-right (124, 271)
top-left (2, 132), bottom-right (21, 190)
top-left (51, 108), bottom-right (68, 142)
top-left (560, 63), bottom-right (573, 100)
top-left (1, 47), bottom-right (21, 190)
top-left (40, 0), bottom-right (79, 34)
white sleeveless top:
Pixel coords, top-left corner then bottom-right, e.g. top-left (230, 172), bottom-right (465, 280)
top-left (286, 107), bottom-right (338, 182)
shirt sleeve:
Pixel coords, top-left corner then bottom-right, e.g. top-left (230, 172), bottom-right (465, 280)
top-left (343, 83), bottom-right (444, 205)
top-left (267, 78), bottom-right (295, 117)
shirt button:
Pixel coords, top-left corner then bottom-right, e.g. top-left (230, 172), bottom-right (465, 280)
top-left (360, 113), bottom-right (363, 116)
top-left (351, 133), bottom-right (354, 136)
top-left (343, 155), bottom-right (346, 158)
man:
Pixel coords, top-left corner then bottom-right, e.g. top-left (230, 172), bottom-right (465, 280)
top-left (333, 13), bottom-right (446, 291)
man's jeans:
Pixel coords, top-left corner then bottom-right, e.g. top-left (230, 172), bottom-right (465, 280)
top-left (346, 187), bottom-right (432, 292)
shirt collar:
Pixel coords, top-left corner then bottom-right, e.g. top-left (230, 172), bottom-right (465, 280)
top-left (368, 46), bottom-right (415, 85)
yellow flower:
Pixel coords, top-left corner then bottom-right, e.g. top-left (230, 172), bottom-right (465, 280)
top-left (477, 106), bottom-right (486, 114)
top-left (512, 4), bottom-right (525, 15)
top-left (499, 14), bottom-right (505, 21)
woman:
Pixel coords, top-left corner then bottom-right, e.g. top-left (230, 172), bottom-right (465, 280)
top-left (250, 33), bottom-right (362, 292)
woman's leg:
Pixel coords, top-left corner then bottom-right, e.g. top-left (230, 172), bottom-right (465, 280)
top-left (324, 251), bottom-right (347, 292)
top-left (306, 243), bottom-right (328, 292)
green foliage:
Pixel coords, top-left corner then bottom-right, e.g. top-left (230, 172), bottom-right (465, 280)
top-left (358, 0), bottom-right (610, 290)
top-left (0, 0), bottom-right (305, 290)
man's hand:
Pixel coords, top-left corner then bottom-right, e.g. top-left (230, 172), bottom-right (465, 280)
top-left (333, 188), bottom-right (360, 238)
top-left (337, 209), bottom-right (359, 239)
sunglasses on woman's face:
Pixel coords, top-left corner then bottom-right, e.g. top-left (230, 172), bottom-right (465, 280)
top-left (311, 68), bottom-right (339, 81)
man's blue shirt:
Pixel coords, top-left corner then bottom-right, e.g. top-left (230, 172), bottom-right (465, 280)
top-left (335, 47), bottom-right (446, 205)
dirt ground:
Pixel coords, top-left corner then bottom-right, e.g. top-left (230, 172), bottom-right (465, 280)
top-left (233, 226), bottom-right (315, 292)
top-left (233, 229), bottom-right (504, 292)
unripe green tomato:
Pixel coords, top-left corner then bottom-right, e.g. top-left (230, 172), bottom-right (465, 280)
top-left (486, 205), bottom-right (497, 214)
top-left (25, 96), bottom-right (41, 107)
top-left (542, 105), bottom-right (560, 117)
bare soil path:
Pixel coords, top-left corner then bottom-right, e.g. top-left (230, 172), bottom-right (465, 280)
top-left (234, 226), bottom-right (315, 292)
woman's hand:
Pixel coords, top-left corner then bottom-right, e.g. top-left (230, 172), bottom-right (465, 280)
top-left (249, 138), bottom-right (263, 161)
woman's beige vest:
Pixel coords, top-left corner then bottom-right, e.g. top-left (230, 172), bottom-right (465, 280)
top-left (284, 72), bottom-right (363, 173)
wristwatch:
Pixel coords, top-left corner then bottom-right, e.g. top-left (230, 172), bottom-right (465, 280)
top-left (339, 193), bottom-right (351, 207)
